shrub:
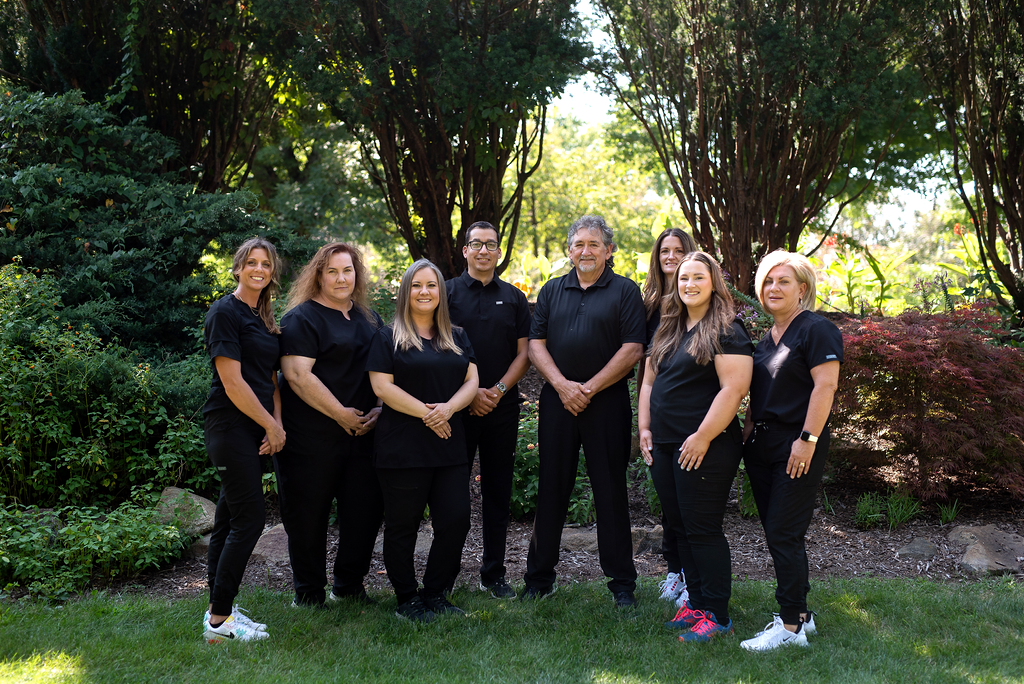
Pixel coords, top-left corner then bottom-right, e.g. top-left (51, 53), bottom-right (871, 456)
top-left (835, 307), bottom-right (1024, 500)
top-left (854, 492), bottom-right (885, 529)
top-left (937, 498), bottom-right (963, 525)
top-left (0, 502), bottom-right (188, 601)
top-left (884, 490), bottom-right (921, 531)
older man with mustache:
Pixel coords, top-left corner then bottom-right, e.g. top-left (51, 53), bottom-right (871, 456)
top-left (519, 215), bottom-right (646, 608)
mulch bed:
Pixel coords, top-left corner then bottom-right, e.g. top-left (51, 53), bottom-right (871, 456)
top-left (105, 367), bottom-right (1024, 601)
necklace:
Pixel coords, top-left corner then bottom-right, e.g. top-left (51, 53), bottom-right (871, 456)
top-left (233, 293), bottom-right (260, 317)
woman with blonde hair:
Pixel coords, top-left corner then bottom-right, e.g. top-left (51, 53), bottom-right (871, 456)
top-left (638, 251), bottom-right (752, 643)
top-left (367, 259), bottom-right (479, 622)
top-left (640, 227), bottom-right (698, 606)
top-left (275, 242), bottom-right (384, 608)
top-left (740, 250), bottom-right (842, 652)
top-left (202, 237), bottom-right (283, 642)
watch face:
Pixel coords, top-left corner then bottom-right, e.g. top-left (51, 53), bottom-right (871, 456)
top-left (496, 382), bottom-right (507, 394)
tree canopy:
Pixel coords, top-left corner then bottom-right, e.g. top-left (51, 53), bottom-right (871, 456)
top-left (257, 0), bottom-right (589, 278)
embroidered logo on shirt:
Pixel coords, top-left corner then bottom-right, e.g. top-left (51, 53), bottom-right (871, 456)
top-left (826, 354), bottom-right (837, 360)
top-left (496, 301), bottom-right (503, 304)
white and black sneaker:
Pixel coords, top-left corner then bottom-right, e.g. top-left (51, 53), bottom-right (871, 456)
top-left (395, 595), bottom-right (435, 623)
top-left (203, 615), bottom-right (269, 643)
top-left (740, 616), bottom-right (808, 652)
top-left (203, 606), bottom-right (267, 633)
top-left (658, 572), bottom-right (687, 602)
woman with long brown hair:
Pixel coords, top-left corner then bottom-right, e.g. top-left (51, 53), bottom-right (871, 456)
top-left (202, 237), bottom-right (283, 643)
top-left (367, 259), bottom-right (479, 622)
top-left (638, 251), bottom-right (752, 643)
top-left (275, 242), bottom-right (384, 608)
top-left (640, 227), bottom-right (698, 606)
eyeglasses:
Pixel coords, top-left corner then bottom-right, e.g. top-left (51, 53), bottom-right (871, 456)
top-left (467, 240), bottom-right (500, 251)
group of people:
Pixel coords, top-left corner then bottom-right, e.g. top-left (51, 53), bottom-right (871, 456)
top-left (200, 215), bottom-right (842, 654)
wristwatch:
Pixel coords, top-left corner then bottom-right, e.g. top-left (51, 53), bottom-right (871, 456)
top-left (495, 382), bottom-right (507, 395)
top-left (800, 430), bottom-right (819, 443)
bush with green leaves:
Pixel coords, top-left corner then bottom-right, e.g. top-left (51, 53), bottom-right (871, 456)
top-left (0, 502), bottom-right (187, 600)
top-left (854, 492), bottom-right (886, 529)
top-left (0, 263), bottom-right (215, 506)
top-left (0, 89), bottom-right (317, 357)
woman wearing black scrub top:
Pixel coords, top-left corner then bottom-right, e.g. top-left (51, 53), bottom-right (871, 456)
top-left (275, 243), bottom-right (384, 608)
top-left (638, 251), bottom-right (752, 643)
top-left (202, 237), bottom-right (283, 643)
top-left (368, 259), bottom-right (479, 623)
top-left (739, 250), bottom-right (842, 653)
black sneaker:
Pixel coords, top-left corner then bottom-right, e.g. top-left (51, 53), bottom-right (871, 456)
top-left (518, 583), bottom-right (557, 601)
top-left (421, 592), bottom-right (466, 616)
top-left (329, 587), bottom-right (377, 606)
top-left (395, 595), bottom-right (435, 623)
top-left (479, 577), bottom-right (516, 599)
top-left (613, 591), bottom-right (637, 609)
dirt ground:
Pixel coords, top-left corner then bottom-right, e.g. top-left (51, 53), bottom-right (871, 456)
top-left (108, 367), bottom-right (1024, 602)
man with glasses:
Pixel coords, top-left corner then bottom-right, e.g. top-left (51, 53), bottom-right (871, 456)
top-left (446, 221), bottom-right (531, 598)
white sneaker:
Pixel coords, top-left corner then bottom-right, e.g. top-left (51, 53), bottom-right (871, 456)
top-left (203, 615), bottom-right (269, 643)
top-left (740, 616), bottom-right (808, 651)
top-left (802, 612), bottom-right (817, 636)
top-left (204, 606), bottom-right (267, 633)
top-left (658, 572), bottom-right (686, 601)
top-left (674, 587), bottom-right (691, 608)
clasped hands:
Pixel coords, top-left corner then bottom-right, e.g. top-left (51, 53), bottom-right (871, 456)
top-left (423, 402), bottom-right (455, 439)
top-left (336, 405), bottom-right (382, 437)
top-left (556, 378), bottom-right (593, 416)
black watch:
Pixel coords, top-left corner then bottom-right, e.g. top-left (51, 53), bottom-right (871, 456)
top-left (800, 430), bottom-right (819, 443)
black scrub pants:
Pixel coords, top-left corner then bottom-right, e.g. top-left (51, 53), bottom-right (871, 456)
top-left (661, 516), bottom-right (681, 575)
top-left (743, 422), bottom-right (830, 626)
top-left (525, 382), bottom-right (637, 594)
top-left (205, 420), bottom-right (266, 617)
top-left (376, 464), bottom-right (471, 605)
top-left (463, 401), bottom-right (520, 586)
top-left (650, 432), bottom-right (742, 623)
top-left (274, 430), bottom-right (384, 606)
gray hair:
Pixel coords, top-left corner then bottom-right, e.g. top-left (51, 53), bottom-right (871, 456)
top-left (567, 215), bottom-right (616, 266)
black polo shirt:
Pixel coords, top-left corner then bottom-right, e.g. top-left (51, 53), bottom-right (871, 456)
top-left (530, 266), bottom-right (646, 386)
top-left (446, 270), bottom-right (530, 407)
top-left (750, 310), bottom-right (844, 425)
top-left (279, 300), bottom-right (383, 439)
top-left (366, 326), bottom-right (477, 468)
top-left (203, 295), bottom-right (280, 430)
top-left (650, 319), bottom-right (753, 443)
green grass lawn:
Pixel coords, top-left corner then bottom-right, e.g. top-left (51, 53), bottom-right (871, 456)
top-left (1, 577), bottom-right (1022, 683)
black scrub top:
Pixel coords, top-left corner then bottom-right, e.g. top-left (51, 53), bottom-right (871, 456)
top-left (749, 310), bottom-right (844, 426)
top-left (530, 266), bottom-right (646, 386)
top-left (646, 308), bottom-right (662, 348)
top-left (203, 294), bottom-right (280, 430)
top-left (446, 271), bottom-right (530, 408)
top-left (650, 319), bottom-right (753, 444)
top-left (279, 300), bottom-right (383, 439)
top-left (366, 326), bottom-right (477, 468)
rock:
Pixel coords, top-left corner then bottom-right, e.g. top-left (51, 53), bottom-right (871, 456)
top-left (560, 527), bottom-right (599, 553)
top-left (251, 524), bottom-right (290, 563)
top-left (632, 525), bottom-right (664, 555)
top-left (949, 525), bottom-right (1024, 576)
top-left (189, 533), bottom-right (212, 559)
top-left (897, 538), bottom-right (937, 560)
top-left (154, 487), bottom-right (217, 537)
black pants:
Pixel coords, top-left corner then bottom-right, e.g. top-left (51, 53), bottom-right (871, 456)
top-left (650, 431), bottom-right (742, 622)
top-left (376, 464), bottom-right (471, 604)
top-left (463, 401), bottom-right (520, 585)
top-left (205, 420), bottom-right (266, 617)
top-left (274, 430), bottom-right (384, 605)
top-left (661, 515), bottom-right (681, 575)
top-left (743, 423), bottom-right (830, 625)
top-left (525, 382), bottom-right (637, 594)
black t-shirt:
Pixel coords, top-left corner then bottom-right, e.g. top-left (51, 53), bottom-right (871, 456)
top-left (446, 271), bottom-right (530, 407)
top-left (650, 319), bottom-right (753, 443)
top-left (203, 295), bottom-right (280, 429)
top-left (646, 308), bottom-right (662, 349)
top-left (278, 300), bottom-right (383, 438)
top-left (750, 310), bottom-right (844, 425)
top-left (366, 326), bottom-right (477, 468)
top-left (530, 266), bottom-right (646, 386)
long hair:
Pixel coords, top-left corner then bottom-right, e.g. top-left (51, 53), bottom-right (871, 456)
top-left (391, 259), bottom-right (463, 354)
top-left (649, 252), bottom-right (737, 369)
top-left (754, 249), bottom-right (818, 311)
top-left (642, 228), bottom-right (698, 319)
top-left (285, 242), bottom-right (377, 325)
top-left (231, 237), bottom-right (281, 334)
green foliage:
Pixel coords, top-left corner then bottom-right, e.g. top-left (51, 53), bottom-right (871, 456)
top-left (854, 492), bottom-right (885, 529)
top-left (884, 490), bottom-right (921, 531)
top-left (937, 498), bottom-right (962, 525)
top-left (0, 502), bottom-right (188, 600)
top-left (736, 465), bottom-right (759, 518)
top-left (0, 264), bottom-right (217, 507)
top-left (0, 89), bottom-right (316, 357)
